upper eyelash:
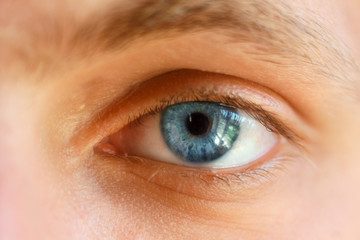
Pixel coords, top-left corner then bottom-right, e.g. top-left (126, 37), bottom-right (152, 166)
top-left (124, 88), bottom-right (300, 143)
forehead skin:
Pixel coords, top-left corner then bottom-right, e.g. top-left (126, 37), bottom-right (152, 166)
top-left (1, 0), bottom-right (360, 240)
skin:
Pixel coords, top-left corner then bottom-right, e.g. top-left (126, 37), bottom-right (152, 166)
top-left (1, 0), bottom-right (360, 239)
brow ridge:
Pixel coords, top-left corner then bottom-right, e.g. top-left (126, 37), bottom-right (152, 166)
top-left (72, 0), bottom-right (359, 99)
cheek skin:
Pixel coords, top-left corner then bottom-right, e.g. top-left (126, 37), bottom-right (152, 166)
top-left (0, 86), bottom-right (70, 240)
top-left (78, 147), bottom-right (305, 240)
top-left (75, 147), bottom-right (359, 240)
top-left (79, 157), bottom-right (280, 239)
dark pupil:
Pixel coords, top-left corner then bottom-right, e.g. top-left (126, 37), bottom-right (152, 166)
top-left (186, 112), bottom-right (211, 136)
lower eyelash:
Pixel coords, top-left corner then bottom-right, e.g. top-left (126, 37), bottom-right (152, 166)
top-left (179, 156), bottom-right (290, 188)
top-left (108, 153), bottom-right (293, 190)
top-left (91, 140), bottom-right (300, 204)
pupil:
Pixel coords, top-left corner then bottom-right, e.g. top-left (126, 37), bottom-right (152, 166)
top-left (186, 112), bottom-right (211, 136)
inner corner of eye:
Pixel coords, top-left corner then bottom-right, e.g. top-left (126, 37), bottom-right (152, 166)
top-left (94, 137), bottom-right (118, 156)
top-left (94, 128), bottom-right (131, 157)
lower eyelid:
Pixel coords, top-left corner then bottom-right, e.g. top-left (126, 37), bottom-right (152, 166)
top-left (93, 134), bottom-right (290, 202)
top-left (89, 147), bottom-right (294, 204)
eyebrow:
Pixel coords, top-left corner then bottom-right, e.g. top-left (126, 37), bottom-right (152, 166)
top-left (71, 0), bottom-right (359, 97)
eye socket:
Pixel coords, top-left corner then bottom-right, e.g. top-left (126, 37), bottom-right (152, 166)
top-left (99, 101), bottom-right (278, 169)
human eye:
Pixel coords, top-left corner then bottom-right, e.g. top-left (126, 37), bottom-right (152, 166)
top-left (98, 101), bottom-right (278, 169)
top-left (89, 69), bottom-right (303, 200)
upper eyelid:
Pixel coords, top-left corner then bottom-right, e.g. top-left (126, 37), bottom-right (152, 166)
top-left (68, 70), bottom-right (305, 156)
top-left (128, 91), bottom-right (300, 143)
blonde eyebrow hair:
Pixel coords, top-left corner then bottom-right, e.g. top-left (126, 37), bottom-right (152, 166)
top-left (71, 0), bottom-right (358, 97)
top-left (3, 0), bottom-right (358, 98)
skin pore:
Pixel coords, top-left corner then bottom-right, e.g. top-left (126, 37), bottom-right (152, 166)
top-left (1, 0), bottom-right (360, 239)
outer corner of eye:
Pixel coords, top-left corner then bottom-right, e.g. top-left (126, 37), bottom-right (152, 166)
top-left (96, 101), bottom-right (279, 170)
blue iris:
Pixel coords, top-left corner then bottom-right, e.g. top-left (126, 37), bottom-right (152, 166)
top-left (161, 102), bottom-right (241, 163)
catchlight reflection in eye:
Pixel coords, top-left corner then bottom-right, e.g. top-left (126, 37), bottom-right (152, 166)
top-left (160, 102), bottom-right (277, 168)
top-left (161, 102), bottom-right (241, 163)
top-left (102, 101), bottom-right (278, 169)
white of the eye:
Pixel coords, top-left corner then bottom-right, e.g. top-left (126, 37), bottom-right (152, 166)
top-left (132, 111), bottom-right (278, 169)
top-left (199, 114), bottom-right (277, 168)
